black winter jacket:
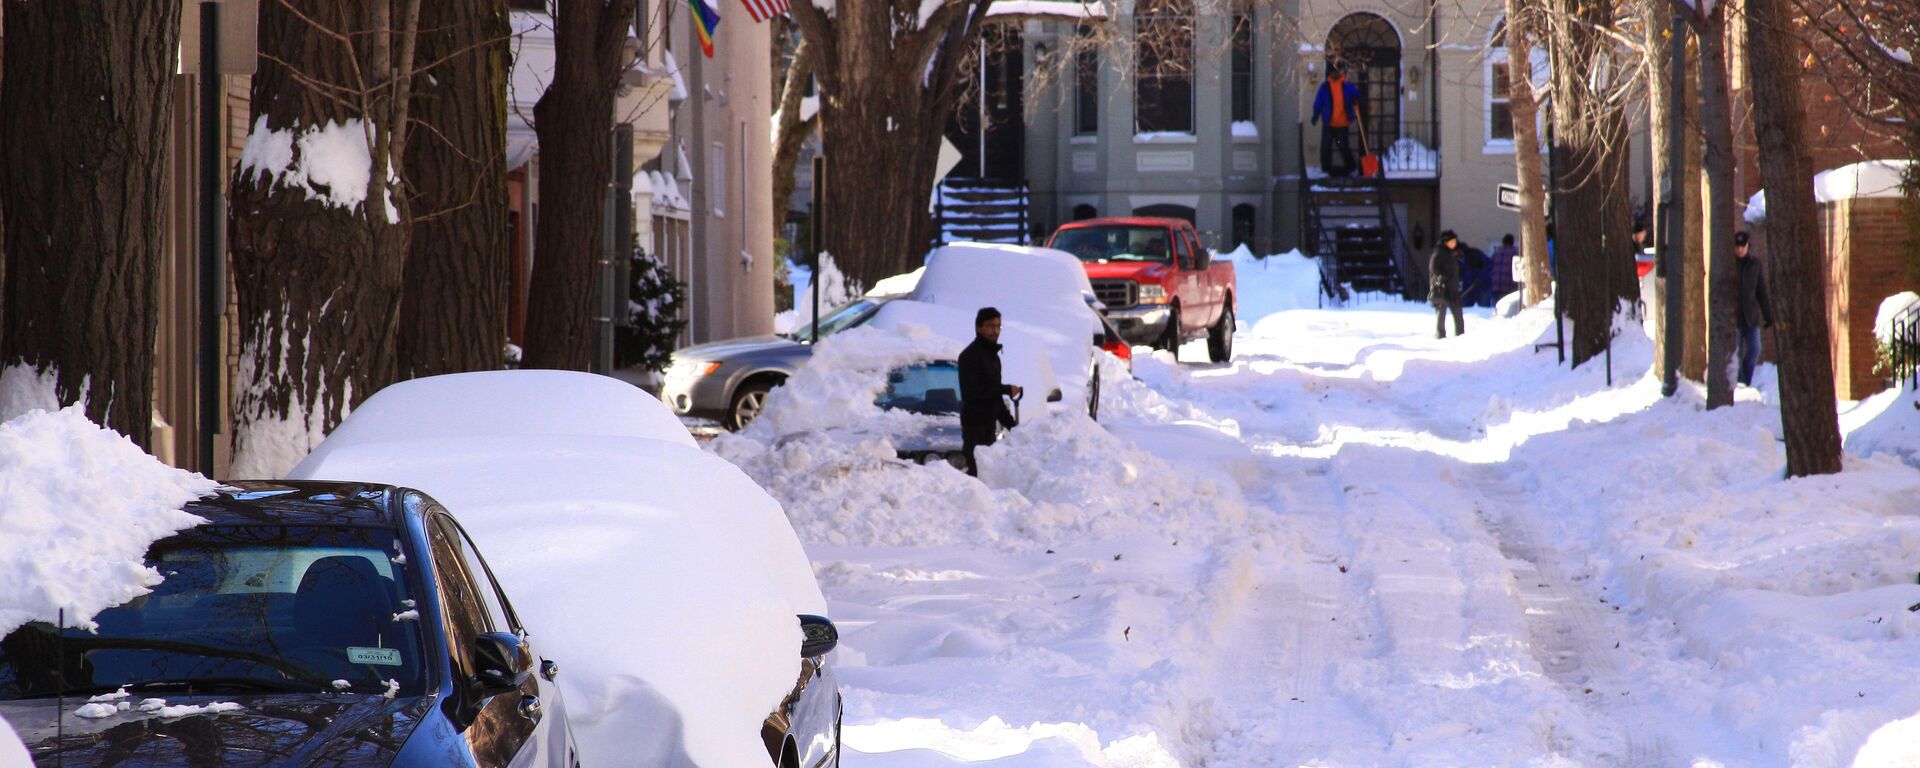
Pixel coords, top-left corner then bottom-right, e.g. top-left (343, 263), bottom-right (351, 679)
top-left (958, 336), bottom-right (1016, 438)
top-left (1428, 245), bottom-right (1463, 305)
top-left (1737, 255), bottom-right (1775, 330)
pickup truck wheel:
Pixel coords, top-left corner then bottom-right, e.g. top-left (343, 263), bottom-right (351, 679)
top-left (1157, 306), bottom-right (1182, 355)
top-left (1207, 304), bottom-right (1235, 363)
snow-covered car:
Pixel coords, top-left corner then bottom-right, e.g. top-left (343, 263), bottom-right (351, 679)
top-left (0, 480), bottom-right (580, 767)
top-left (654, 295), bottom-right (895, 431)
top-left (870, 360), bottom-right (1045, 468)
top-left (874, 242), bottom-right (1107, 418)
top-left (286, 370), bottom-right (841, 768)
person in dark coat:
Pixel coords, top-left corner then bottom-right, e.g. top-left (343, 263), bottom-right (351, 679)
top-left (1429, 230), bottom-right (1466, 338)
top-left (958, 307), bottom-right (1022, 476)
top-left (1734, 231), bottom-right (1775, 386)
top-left (1461, 243), bottom-right (1491, 307)
top-left (1310, 66), bottom-right (1362, 178)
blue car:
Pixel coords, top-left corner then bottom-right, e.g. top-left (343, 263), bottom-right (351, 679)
top-left (0, 480), bottom-right (842, 767)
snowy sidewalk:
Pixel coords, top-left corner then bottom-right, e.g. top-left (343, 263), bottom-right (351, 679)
top-left (715, 297), bottom-right (1920, 767)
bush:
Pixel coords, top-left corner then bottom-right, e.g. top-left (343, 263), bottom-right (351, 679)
top-left (616, 247), bottom-right (688, 373)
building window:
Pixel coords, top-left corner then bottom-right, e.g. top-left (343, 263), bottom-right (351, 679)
top-left (1488, 19), bottom-right (1514, 142)
top-left (1232, 204), bottom-right (1256, 250)
top-left (508, 0), bottom-right (547, 10)
top-left (1132, 203), bottom-right (1196, 225)
top-left (1074, 26), bottom-right (1099, 135)
top-left (1072, 203), bottom-right (1099, 220)
top-left (1134, 0), bottom-right (1194, 134)
top-left (1230, 12), bottom-right (1253, 123)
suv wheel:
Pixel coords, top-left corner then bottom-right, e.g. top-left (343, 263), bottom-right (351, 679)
top-left (728, 380), bottom-right (776, 431)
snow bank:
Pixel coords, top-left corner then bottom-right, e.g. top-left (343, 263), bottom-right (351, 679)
top-left (0, 364), bottom-right (73, 424)
top-left (905, 242), bottom-right (1100, 403)
top-left (1227, 248), bottom-right (1322, 324)
top-left (1874, 291), bottom-right (1918, 345)
top-left (744, 324), bottom-right (966, 440)
top-left (0, 407), bottom-right (216, 636)
top-left (289, 372), bottom-right (818, 768)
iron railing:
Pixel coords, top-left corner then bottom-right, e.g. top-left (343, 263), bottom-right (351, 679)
top-left (1888, 300), bottom-right (1920, 390)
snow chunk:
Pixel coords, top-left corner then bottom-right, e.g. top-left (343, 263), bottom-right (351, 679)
top-left (332, 679), bottom-right (352, 691)
top-left (0, 364), bottom-right (74, 424)
top-left (0, 406), bottom-right (216, 636)
top-left (1877, 292), bottom-right (1919, 345)
top-left (155, 701), bottom-right (244, 718)
top-left (87, 687), bottom-right (131, 703)
top-left (984, 0), bottom-right (1109, 20)
top-left (1813, 159), bottom-right (1914, 202)
top-left (239, 117), bottom-right (399, 221)
top-left (73, 703), bottom-right (119, 719)
top-left (391, 609), bottom-right (420, 622)
top-left (382, 679), bottom-right (400, 700)
top-left (1230, 120), bottom-right (1258, 138)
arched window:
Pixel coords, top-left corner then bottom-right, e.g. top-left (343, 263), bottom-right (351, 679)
top-left (1326, 13), bottom-right (1401, 148)
top-left (1133, 203), bottom-right (1196, 225)
top-left (1135, 0), bottom-right (1194, 133)
top-left (1072, 204), bottom-right (1100, 220)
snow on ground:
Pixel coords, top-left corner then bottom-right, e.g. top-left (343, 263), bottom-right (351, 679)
top-left (715, 253), bottom-right (1920, 766)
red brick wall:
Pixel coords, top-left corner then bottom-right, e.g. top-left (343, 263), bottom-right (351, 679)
top-left (1822, 197), bottom-right (1920, 400)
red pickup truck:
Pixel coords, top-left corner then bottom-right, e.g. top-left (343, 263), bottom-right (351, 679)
top-left (1047, 217), bottom-right (1237, 362)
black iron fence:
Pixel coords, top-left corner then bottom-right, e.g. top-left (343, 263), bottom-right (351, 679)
top-left (1886, 300), bottom-right (1920, 390)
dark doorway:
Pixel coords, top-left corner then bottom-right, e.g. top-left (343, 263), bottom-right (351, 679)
top-left (946, 26), bottom-right (1027, 180)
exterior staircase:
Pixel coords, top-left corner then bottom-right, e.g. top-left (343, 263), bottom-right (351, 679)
top-left (934, 177), bottom-right (1032, 245)
top-left (1302, 177), bottom-right (1410, 300)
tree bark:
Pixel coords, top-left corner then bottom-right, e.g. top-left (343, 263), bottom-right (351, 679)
top-left (0, 1), bottom-right (181, 446)
top-left (229, 0), bottom-right (418, 477)
top-left (1645, 0), bottom-right (1673, 379)
top-left (1698, 11), bottom-right (1738, 406)
top-left (1746, 0), bottom-right (1842, 475)
top-left (771, 36), bottom-right (819, 227)
top-left (522, 0), bottom-right (637, 371)
top-left (1504, 0), bottom-right (1551, 307)
top-left (400, 0), bottom-right (511, 377)
top-left (1681, 48), bottom-right (1707, 381)
top-left (789, 0), bottom-right (998, 286)
top-left (1548, 0), bottom-right (1636, 367)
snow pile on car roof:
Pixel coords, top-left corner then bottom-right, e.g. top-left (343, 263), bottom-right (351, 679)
top-left (288, 371), bottom-right (821, 768)
top-left (0, 407), bottom-right (216, 637)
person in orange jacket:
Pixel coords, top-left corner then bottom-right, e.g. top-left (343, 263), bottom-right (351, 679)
top-left (1311, 66), bottom-right (1362, 178)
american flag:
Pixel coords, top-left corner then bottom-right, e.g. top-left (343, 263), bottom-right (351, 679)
top-left (739, 0), bottom-right (788, 23)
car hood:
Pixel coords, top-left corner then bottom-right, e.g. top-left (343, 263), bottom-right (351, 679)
top-left (2, 693), bottom-right (435, 768)
top-left (676, 335), bottom-right (804, 362)
top-left (1081, 261), bottom-right (1172, 281)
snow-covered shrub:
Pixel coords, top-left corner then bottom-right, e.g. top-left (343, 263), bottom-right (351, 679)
top-left (617, 246), bottom-right (687, 373)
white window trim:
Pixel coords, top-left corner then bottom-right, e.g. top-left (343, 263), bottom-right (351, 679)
top-left (1486, 46), bottom-right (1514, 150)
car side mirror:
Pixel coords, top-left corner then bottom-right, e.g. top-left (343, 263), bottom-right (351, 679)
top-left (799, 614), bottom-right (838, 658)
top-left (1046, 389), bottom-right (1064, 403)
top-left (473, 632), bottom-right (533, 696)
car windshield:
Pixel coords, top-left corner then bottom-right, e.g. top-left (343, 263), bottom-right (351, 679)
top-left (875, 363), bottom-right (963, 415)
top-left (0, 525), bottom-right (428, 700)
top-left (790, 299), bottom-right (879, 343)
top-left (1051, 226), bottom-right (1174, 263)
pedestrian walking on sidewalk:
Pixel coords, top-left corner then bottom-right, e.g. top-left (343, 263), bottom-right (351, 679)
top-left (1310, 66), bottom-right (1362, 178)
top-left (1489, 234), bottom-right (1518, 300)
top-left (959, 307), bottom-right (1022, 476)
top-left (1429, 230), bottom-right (1466, 338)
top-left (1734, 232), bottom-right (1775, 386)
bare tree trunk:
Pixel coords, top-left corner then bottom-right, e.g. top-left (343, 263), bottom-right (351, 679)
top-left (400, 0), bottom-right (511, 377)
top-left (1698, 12), bottom-right (1738, 406)
top-left (0, 1), bottom-right (181, 446)
top-left (1682, 45), bottom-right (1707, 380)
top-left (1746, 0), bottom-right (1842, 475)
top-left (1548, 0), bottom-right (1636, 366)
top-left (523, 0), bottom-right (637, 371)
top-left (1505, 0), bottom-right (1551, 306)
top-left (771, 36), bottom-right (818, 226)
top-left (229, 0), bottom-right (419, 477)
top-left (789, 0), bottom-right (997, 286)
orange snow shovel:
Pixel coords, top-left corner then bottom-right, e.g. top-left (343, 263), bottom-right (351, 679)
top-left (1356, 118), bottom-right (1382, 178)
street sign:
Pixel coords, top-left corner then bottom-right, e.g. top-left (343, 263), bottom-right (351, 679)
top-left (1496, 183), bottom-right (1522, 212)
top-left (934, 137), bottom-right (963, 185)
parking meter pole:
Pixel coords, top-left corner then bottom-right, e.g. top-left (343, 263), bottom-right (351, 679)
top-left (198, 0), bottom-right (222, 475)
top-left (811, 155), bottom-right (826, 343)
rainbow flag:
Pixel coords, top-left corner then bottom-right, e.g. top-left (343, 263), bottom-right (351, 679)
top-left (689, 0), bottom-right (721, 58)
